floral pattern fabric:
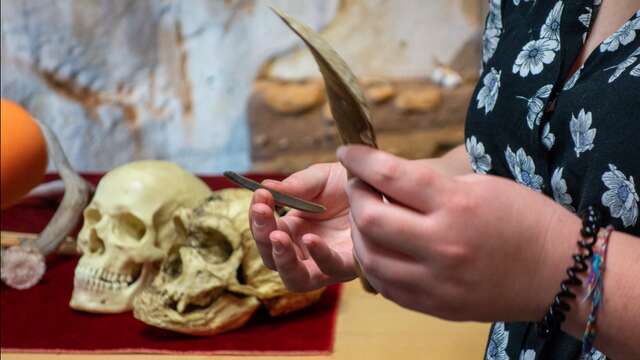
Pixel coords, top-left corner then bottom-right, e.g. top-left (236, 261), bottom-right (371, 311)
top-left (470, 1), bottom-right (640, 359)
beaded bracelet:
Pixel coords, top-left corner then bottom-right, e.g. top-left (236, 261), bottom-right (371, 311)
top-left (536, 206), bottom-right (603, 338)
top-left (581, 225), bottom-right (613, 356)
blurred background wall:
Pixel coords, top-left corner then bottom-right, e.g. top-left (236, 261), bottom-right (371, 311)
top-left (1, 0), bottom-right (486, 174)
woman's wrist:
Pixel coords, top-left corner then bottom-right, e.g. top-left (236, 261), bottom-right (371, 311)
top-left (563, 230), bottom-right (640, 357)
top-left (527, 205), bottom-right (582, 322)
top-left (531, 207), bottom-right (640, 358)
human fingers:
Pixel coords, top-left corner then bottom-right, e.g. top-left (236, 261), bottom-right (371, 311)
top-left (251, 187), bottom-right (311, 265)
top-left (350, 216), bottom-right (427, 292)
top-left (270, 231), bottom-right (328, 292)
top-left (302, 233), bottom-right (356, 281)
top-left (264, 163), bottom-right (348, 218)
top-left (353, 225), bottom-right (431, 314)
top-left (347, 178), bottom-right (437, 258)
top-left (337, 145), bottom-right (450, 212)
top-left (250, 194), bottom-right (278, 269)
top-left (262, 163), bottom-right (336, 200)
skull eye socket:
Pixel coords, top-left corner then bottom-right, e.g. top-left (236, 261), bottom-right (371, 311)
top-left (199, 229), bottom-right (232, 262)
top-left (114, 212), bottom-right (147, 241)
top-left (84, 208), bottom-right (102, 225)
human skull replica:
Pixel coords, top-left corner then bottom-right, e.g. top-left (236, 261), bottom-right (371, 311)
top-left (70, 161), bottom-right (212, 313)
top-left (133, 189), bottom-right (324, 336)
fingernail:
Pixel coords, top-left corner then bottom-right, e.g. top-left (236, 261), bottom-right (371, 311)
top-left (272, 240), bottom-right (284, 254)
top-left (253, 215), bottom-right (265, 227)
top-left (336, 145), bottom-right (347, 160)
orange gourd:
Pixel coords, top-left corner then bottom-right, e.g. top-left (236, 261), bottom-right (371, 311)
top-left (1, 99), bottom-right (48, 209)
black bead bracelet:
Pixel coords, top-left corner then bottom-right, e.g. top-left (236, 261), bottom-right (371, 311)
top-left (536, 206), bottom-right (603, 338)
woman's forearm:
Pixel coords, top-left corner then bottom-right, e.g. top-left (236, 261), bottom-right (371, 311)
top-left (541, 211), bottom-right (640, 359)
top-left (567, 230), bottom-right (640, 359)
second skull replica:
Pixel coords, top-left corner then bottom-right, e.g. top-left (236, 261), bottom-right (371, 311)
top-left (133, 189), bottom-right (324, 336)
top-left (70, 161), bottom-right (212, 313)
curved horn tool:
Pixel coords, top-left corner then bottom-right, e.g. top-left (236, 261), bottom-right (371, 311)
top-left (1, 121), bottom-right (92, 289)
top-left (271, 7), bottom-right (377, 148)
top-left (34, 121), bottom-right (93, 255)
top-left (272, 7), bottom-right (378, 294)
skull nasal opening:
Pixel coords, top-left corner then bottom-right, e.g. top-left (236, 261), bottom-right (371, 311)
top-left (88, 229), bottom-right (105, 254)
top-left (164, 246), bottom-right (183, 278)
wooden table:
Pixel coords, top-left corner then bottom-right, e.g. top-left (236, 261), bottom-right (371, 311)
top-left (1, 281), bottom-right (489, 360)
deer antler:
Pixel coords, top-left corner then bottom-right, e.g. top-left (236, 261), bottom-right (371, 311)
top-left (1, 121), bottom-right (92, 289)
top-left (33, 121), bottom-right (93, 255)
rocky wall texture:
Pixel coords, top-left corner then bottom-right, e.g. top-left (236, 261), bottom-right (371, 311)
top-left (267, 0), bottom-right (486, 79)
top-left (1, 0), bottom-right (484, 174)
top-left (1, 0), bottom-right (338, 173)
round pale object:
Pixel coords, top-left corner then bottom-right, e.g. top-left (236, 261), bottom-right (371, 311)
top-left (0, 99), bottom-right (48, 209)
top-left (394, 87), bottom-right (443, 113)
top-left (365, 83), bottom-right (395, 104)
top-left (257, 80), bottom-right (324, 114)
top-left (1, 245), bottom-right (46, 289)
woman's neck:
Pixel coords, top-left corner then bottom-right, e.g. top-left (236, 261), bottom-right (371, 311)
top-left (571, 0), bottom-right (639, 71)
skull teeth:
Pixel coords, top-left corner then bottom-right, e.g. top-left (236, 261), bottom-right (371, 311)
top-left (177, 298), bottom-right (188, 313)
top-left (74, 266), bottom-right (141, 291)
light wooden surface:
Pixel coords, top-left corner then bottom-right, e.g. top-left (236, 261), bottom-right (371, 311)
top-left (1, 281), bottom-right (489, 360)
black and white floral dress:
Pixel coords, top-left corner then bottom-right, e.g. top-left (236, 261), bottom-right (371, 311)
top-left (465, 1), bottom-right (640, 359)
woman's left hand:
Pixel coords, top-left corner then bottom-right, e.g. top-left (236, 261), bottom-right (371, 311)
top-left (338, 145), bottom-right (579, 322)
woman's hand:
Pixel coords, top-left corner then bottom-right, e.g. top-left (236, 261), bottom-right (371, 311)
top-left (249, 163), bottom-right (356, 292)
top-left (249, 146), bottom-right (472, 293)
top-left (339, 145), bottom-right (577, 322)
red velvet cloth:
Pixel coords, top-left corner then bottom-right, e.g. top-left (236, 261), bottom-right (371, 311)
top-left (1, 174), bottom-right (341, 355)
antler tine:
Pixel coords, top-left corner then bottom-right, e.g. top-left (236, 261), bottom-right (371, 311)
top-left (34, 120), bottom-right (93, 255)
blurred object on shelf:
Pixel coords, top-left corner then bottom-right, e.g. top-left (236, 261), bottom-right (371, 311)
top-left (431, 65), bottom-right (463, 89)
top-left (363, 78), bottom-right (396, 104)
top-left (256, 79), bottom-right (325, 114)
top-left (394, 86), bottom-right (443, 113)
top-left (0, 99), bottom-right (48, 210)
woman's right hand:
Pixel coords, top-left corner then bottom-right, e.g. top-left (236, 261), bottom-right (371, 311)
top-left (249, 162), bottom-right (356, 292)
top-left (249, 146), bottom-right (471, 292)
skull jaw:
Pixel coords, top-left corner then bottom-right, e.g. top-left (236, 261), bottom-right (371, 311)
top-left (133, 289), bottom-right (260, 336)
top-left (69, 263), bottom-right (154, 313)
top-left (229, 283), bottom-right (326, 317)
top-left (262, 288), bottom-right (325, 317)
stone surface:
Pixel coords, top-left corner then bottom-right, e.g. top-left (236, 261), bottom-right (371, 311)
top-left (267, 0), bottom-right (486, 79)
top-left (1, 0), bottom-right (484, 173)
top-left (1, 0), bottom-right (338, 173)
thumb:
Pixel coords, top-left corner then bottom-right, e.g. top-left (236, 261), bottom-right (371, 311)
top-left (262, 164), bottom-right (333, 201)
